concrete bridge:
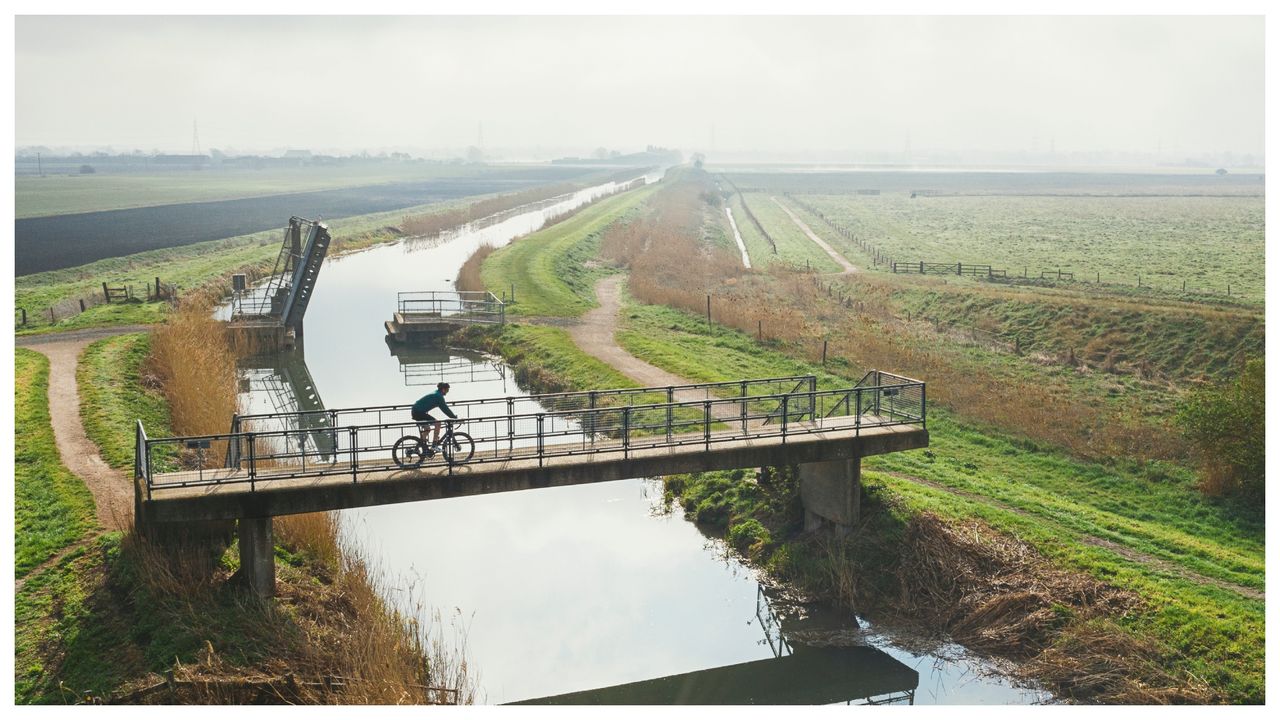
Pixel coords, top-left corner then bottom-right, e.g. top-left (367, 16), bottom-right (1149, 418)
top-left (135, 373), bottom-right (928, 597)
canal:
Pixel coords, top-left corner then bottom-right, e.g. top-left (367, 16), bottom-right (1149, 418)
top-left (235, 171), bottom-right (1048, 705)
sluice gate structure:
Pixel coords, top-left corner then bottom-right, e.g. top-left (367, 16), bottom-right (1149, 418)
top-left (227, 216), bottom-right (332, 349)
top-left (135, 373), bottom-right (928, 597)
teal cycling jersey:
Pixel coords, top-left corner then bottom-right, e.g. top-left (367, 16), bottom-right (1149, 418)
top-left (412, 390), bottom-right (456, 418)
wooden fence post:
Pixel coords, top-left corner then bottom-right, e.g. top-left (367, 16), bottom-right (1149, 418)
top-left (757, 320), bottom-right (762, 341)
top-left (20, 308), bottom-right (26, 326)
top-left (822, 340), bottom-right (828, 366)
top-left (102, 282), bottom-right (110, 302)
top-left (49, 307), bottom-right (56, 323)
top-left (79, 299), bottom-right (86, 312)
top-left (706, 295), bottom-right (711, 333)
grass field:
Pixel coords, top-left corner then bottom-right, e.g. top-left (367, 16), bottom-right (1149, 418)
top-left (738, 193), bottom-right (843, 272)
top-left (15, 163), bottom-right (512, 219)
top-left (797, 193), bottom-right (1264, 302)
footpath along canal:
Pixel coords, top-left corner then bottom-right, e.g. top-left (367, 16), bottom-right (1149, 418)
top-left (235, 172), bottom-right (1049, 705)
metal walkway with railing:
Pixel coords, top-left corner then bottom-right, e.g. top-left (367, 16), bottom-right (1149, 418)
top-left (134, 372), bottom-right (927, 523)
top-left (384, 290), bottom-right (505, 342)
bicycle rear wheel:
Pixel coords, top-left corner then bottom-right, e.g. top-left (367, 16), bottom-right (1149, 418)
top-left (392, 435), bottom-right (427, 469)
top-left (442, 432), bottom-right (475, 465)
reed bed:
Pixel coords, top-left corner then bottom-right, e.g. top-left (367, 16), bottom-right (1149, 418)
top-left (455, 243), bottom-right (496, 292)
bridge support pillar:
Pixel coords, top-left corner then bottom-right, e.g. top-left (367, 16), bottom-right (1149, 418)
top-left (238, 517), bottom-right (275, 598)
top-left (799, 457), bottom-right (861, 531)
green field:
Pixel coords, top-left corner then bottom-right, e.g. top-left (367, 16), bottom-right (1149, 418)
top-left (739, 193), bottom-right (843, 272)
top-left (793, 193), bottom-right (1264, 303)
top-left (15, 163), bottom-right (504, 219)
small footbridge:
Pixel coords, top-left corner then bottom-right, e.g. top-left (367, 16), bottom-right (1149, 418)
top-left (134, 372), bottom-right (928, 597)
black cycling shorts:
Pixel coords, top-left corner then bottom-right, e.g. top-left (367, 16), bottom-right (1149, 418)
top-left (412, 408), bottom-right (437, 426)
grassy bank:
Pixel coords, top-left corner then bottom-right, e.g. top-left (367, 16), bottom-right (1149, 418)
top-left (479, 183), bottom-right (659, 316)
top-left (14, 349), bottom-right (99, 578)
top-left (617, 296), bottom-right (1262, 702)
top-left (77, 333), bottom-right (173, 470)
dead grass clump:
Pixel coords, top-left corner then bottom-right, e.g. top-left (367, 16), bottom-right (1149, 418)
top-left (455, 243), bottom-right (496, 292)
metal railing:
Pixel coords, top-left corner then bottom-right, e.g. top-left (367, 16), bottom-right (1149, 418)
top-left (140, 374), bottom-right (925, 496)
top-left (397, 290), bottom-right (505, 326)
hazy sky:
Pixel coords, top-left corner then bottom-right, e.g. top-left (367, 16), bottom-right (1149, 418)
top-left (14, 15), bottom-right (1264, 158)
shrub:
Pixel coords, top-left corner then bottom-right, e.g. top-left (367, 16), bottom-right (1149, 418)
top-left (727, 518), bottom-right (771, 555)
top-left (1176, 358), bottom-right (1264, 498)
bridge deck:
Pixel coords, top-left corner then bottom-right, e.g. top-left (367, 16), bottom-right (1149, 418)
top-left (140, 417), bottom-right (927, 523)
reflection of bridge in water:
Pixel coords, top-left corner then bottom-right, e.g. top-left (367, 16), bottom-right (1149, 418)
top-left (135, 372), bottom-right (928, 598)
top-left (513, 585), bottom-right (917, 705)
top-left (385, 341), bottom-right (509, 388)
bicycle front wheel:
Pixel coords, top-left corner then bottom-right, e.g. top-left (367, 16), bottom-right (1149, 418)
top-left (442, 432), bottom-right (475, 465)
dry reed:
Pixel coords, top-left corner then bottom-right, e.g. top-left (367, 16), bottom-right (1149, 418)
top-left (455, 243), bottom-right (496, 292)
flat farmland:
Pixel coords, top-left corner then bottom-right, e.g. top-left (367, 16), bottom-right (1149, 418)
top-left (797, 194), bottom-right (1264, 303)
top-left (734, 193), bottom-right (843, 272)
top-left (16, 162), bottom-right (523, 219)
top-left (15, 165), bottom-right (596, 276)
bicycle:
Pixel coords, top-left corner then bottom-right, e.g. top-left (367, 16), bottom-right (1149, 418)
top-left (392, 419), bottom-right (475, 469)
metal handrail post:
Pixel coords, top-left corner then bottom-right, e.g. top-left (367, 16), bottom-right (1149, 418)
top-left (666, 387), bottom-right (674, 443)
top-left (855, 389), bottom-right (862, 436)
top-left (349, 427), bottom-right (359, 482)
top-left (781, 396), bottom-right (789, 443)
top-left (704, 401), bottom-right (711, 451)
top-left (536, 414), bottom-right (545, 467)
top-left (623, 407), bottom-right (631, 459)
top-left (507, 398), bottom-right (516, 455)
top-left (247, 433), bottom-right (257, 492)
top-left (921, 383), bottom-right (927, 430)
top-left (809, 377), bottom-right (817, 420)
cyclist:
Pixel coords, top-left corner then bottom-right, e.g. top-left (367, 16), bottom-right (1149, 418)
top-left (412, 382), bottom-right (457, 455)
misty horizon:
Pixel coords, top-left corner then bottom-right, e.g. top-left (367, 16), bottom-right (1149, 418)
top-left (15, 15), bottom-right (1264, 162)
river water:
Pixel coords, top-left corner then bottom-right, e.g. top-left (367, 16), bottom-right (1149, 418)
top-left (235, 172), bottom-right (1049, 705)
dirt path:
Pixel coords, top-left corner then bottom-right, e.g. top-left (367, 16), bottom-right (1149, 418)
top-left (770, 196), bottom-right (859, 275)
top-left (568, 276), bottom-right (700, 394)
top-left (16, 326), bottom-right (151, 533)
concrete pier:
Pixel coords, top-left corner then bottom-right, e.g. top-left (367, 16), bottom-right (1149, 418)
top-left (237, 516), bottom-right (275, 598)
top-left (799, 457), bottom-right (862, 531)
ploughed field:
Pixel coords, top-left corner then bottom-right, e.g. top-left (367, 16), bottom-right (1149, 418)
top-left (15, 165), bottom-right (595, 276)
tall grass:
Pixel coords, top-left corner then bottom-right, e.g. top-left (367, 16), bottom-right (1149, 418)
top-left (455, 243), bottom-right (496, 292)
